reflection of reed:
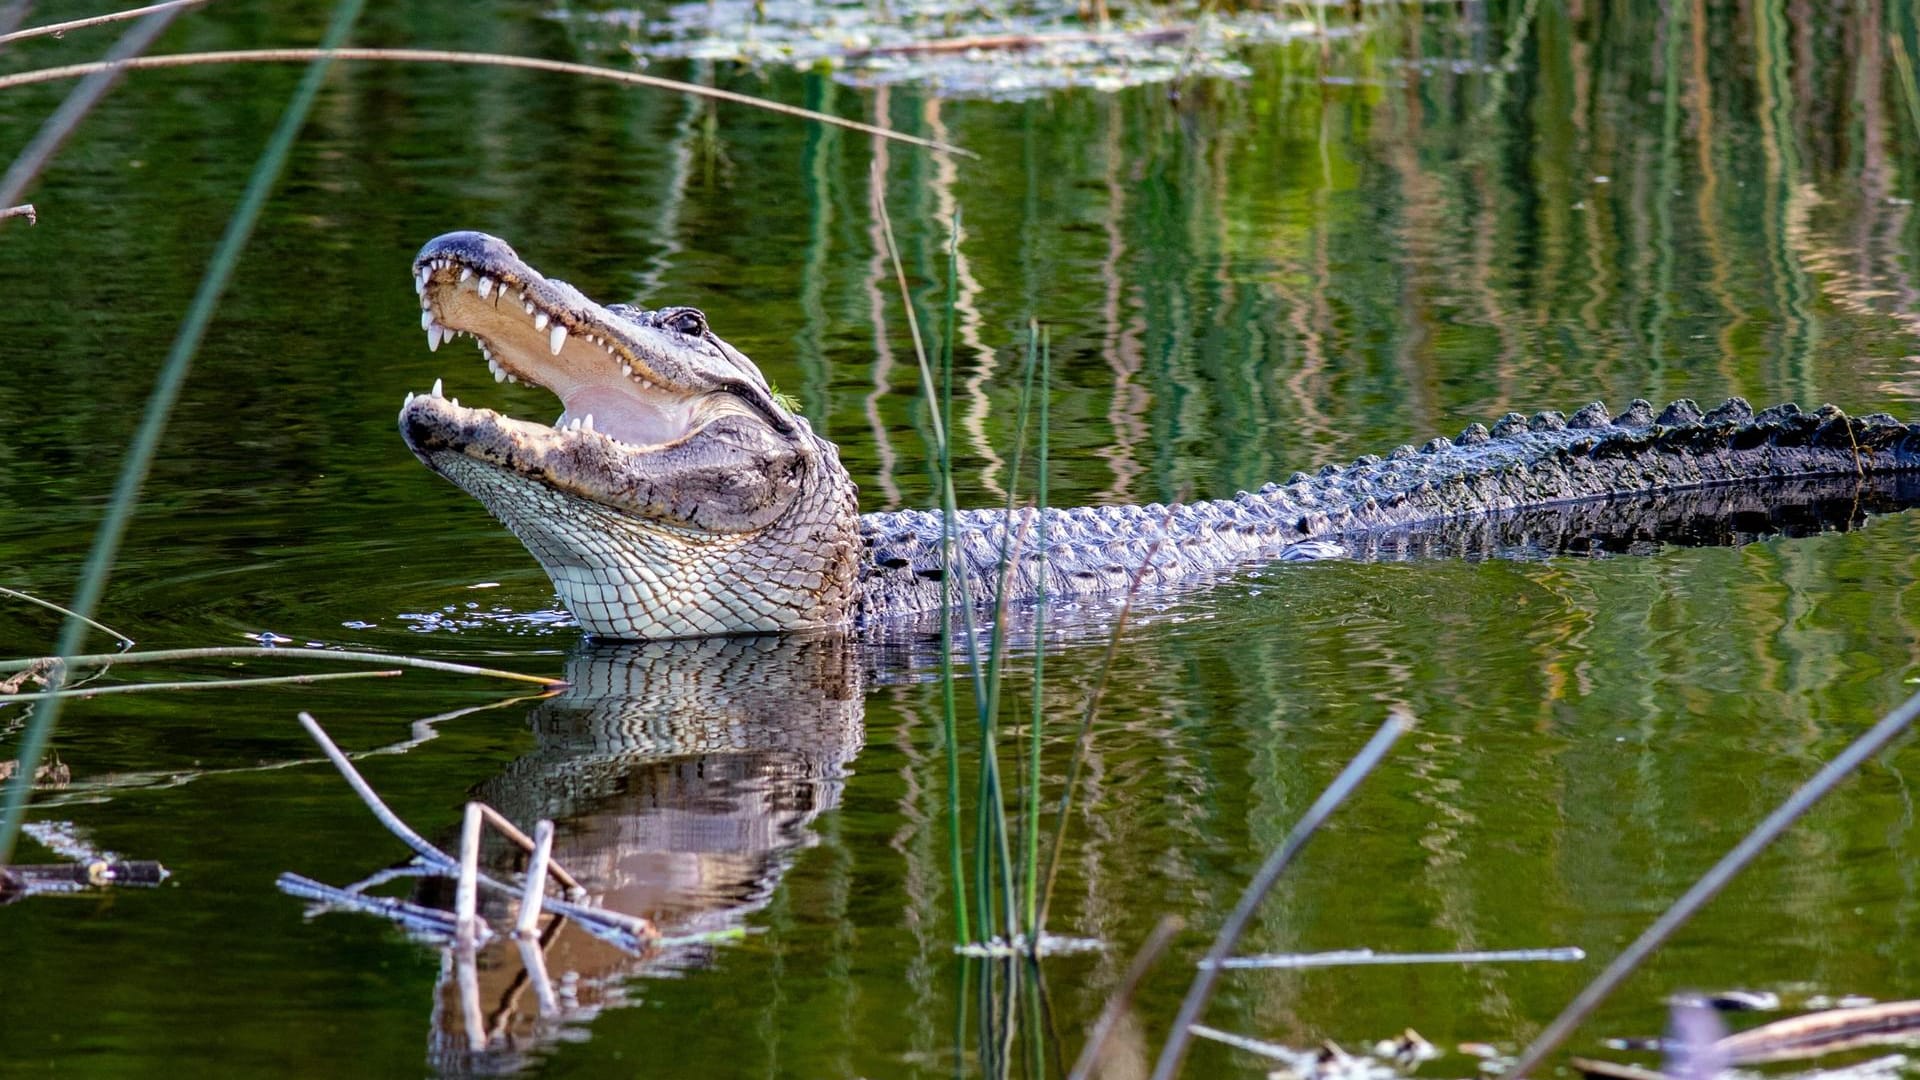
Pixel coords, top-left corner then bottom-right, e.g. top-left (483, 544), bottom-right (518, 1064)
top-left (797, 76), bottom-right (841, 426)
top-left (863, 87), bottom-right (904, 509)
top-left (630, 82), bottom-right (702, 302)
top-left (1647, 0), bottom-right (1684, 376)
top-left (924, 98), bottom-right (1008, 501)
top-left (1096, 97), bottom-right (1148, 504)
top-left (1689, 0), bottom-right (1744, 386)
top-left (1754, 0), bottom-right (1818, 400)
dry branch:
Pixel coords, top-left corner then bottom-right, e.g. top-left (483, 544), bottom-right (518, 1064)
top-left (0, 645), bottom-right (564, 686)
top-left (0, 48), bottom-right (976, 157)
top-left (0, 0), bottom-right (204, 47)
top-left (1, 668), bottom-right (401, 702)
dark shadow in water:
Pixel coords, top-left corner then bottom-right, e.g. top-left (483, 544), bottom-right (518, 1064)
top-left (1338, 474), bottom-right (1920, 562)
top-left (420, 633), bottom-right (863, 1073)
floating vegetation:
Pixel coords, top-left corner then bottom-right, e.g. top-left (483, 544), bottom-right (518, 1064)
top-left (554, 0), bottom-right (1332, 98)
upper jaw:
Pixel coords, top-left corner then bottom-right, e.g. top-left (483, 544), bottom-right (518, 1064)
top-left (407, 230), bottom-right (789, 448)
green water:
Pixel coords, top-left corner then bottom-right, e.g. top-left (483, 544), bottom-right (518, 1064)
top-left (6, 1), bottom-right (1920, 1075)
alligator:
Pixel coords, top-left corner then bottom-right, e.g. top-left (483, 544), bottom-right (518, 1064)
top-left (398, 231), bottom-right (1920, 641)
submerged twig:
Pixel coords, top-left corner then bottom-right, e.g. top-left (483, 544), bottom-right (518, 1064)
top-left (516, 820), bottom-right (554, 937)
top-left (1711, 999), bottom-right (1920, 1065)
top-left (297, 711), bottom-right (451, 869)
top-left (0, 586), bottom-right (130, 647)
top-left (1068, 915), bottom-right (1183, 1080)
top-left (1187, 1024), bottom-right (1312, 1064)
top-left (0, 646), bottom-right (564, 686)
top-left (1150, 713), bottom-right (1412, 1080)
top-left (514, 935), bottom-right (560, 1017)
top-left (454, 802), bottom-right (484, 948)
top-left (295, 712), bottom-right (658, 951)
top-left (1, 668), bottom-right (400, 702)
top-left (0, 48), bottom-right (976, 157)
top-left (476, 803), bottom-right (581, 897)
top-left (278, 871), bottom-right (463, 938)
top-left (1211, 945), bottom-right (1585, 970)
top-left (0, 0), bottom-right (204, 47)
top-left (1504, 687), bottom-right (1920, 1078)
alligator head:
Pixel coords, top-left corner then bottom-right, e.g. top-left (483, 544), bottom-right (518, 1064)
top-left (398, 231), bottom-right (862, 638)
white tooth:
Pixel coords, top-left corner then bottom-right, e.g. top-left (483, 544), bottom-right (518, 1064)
top-left (415, 267), bottom-right (430, 292)
top-left (621, 363), bottom-right (633, 376)
top-left (493, 364), bottom-right (506, 383)
top-left (477, 276), bottom-right (493, 299)
top-left (450, 397), bottom-right (459, 408)
top-left (420, 309), bottom-right (434, 330)
top-left (523, 300), bottom-right (536, 316)
top-left (420, 295), bottom-right (432, 311)
top-left (582, 414), bottom-right (595, 432)
top-left (432, 378), bottom-right (444, 398)
top-left (549, 324), bottom-right (567, 355)
top-left (426, 322), bottom-right (444, 351)
top-left (404, 391), bottom-right (415, 405)
top-left (534, 311), bottom-right (550, 331)
top-left (459, 268), bottom-right (472, 283)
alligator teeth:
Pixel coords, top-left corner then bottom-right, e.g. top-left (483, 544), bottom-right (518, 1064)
top-left (458, 267), bottom-right (471, 283)
top-left (621, 362), bottom-right (633, 376)
top-left (490, 359), bottom-right (505, 383)
top-left (414, 267), bottom-right (430, 293)
top-left (421, 310), bottom-right (448, 351)
top-left (404, 391), bottom-right (415, 406)
top-left (548, 324), bottom-right (567, 355)
top-left (581, 413), bottom-right (594, 432)
top-left (476, 276), bottom-right (493, 299)
top-left (533, 311), bottom-right (550, 332)
top-left (431, 377), bottom-right (444, 398)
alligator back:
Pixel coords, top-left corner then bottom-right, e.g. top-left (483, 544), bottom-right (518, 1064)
top-left (854, 398), bottom-right (1920, 620)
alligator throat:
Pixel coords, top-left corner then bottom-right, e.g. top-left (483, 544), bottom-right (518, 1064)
top-left (397, 231), bottom-right (1920, 641)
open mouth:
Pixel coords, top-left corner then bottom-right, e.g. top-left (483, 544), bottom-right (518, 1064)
top-left (404, 231), bottom-right (700, 447)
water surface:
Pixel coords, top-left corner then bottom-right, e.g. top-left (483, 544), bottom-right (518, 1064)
top-left (5, 2), bottom-right (1920, 1075)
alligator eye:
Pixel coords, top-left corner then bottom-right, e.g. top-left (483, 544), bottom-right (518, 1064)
top-left (663, 308), bottom-right (707, 337)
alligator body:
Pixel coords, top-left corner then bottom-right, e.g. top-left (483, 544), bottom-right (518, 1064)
top-left (399, 232), bottom-right (1920, 641)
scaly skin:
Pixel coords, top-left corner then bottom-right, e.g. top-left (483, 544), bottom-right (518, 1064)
top-left (399, 232), bottom-right (1920, 640)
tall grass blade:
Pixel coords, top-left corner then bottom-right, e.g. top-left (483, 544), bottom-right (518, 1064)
top-left (0, 0), bottom-right (367, 867)
top-left (1022, 323), bottom-right (1048, 936)
top-left (1502, 688), bottom-right (1920, 1079)
top-left (1150, 713), bottom-right (1411, 1080)
top-left (871, 162), bottom-right (976, 942)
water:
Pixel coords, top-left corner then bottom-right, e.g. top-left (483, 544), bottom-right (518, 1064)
top-left (5, 1), bottom-right (1920, 1074)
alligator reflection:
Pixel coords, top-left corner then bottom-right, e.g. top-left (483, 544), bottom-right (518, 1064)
top-left (426, 633), bottom-right (863, 1071)
top-left (1340, 474), bottom-right (1920, 561)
